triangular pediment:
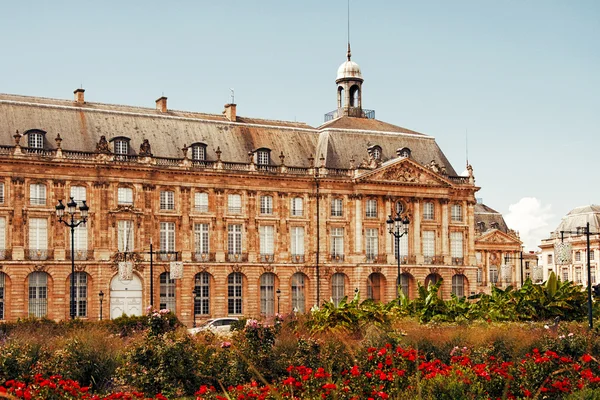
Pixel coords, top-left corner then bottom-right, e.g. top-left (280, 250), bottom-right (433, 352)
top-left (476, 229), bottom-right (521, 245)
top-left (354, 157), bottom-right (451, 186)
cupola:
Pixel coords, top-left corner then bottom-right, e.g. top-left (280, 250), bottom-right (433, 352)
top-left (336, 43), bottom-right (364, 118)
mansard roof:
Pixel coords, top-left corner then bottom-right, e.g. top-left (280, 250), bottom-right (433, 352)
top-left (474, 202), bottom-right (509, 234)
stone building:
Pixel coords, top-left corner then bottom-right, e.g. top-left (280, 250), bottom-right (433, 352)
top-left (0, 48), bottom-right (480, 325)
top-left (539, 205), bottom-right (600, 286)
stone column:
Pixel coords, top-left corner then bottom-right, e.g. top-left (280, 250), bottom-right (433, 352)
top-left (278, 192), bottom-right (288, 260)
top-left (467, 200), bottom-right (476, 266)
top-left (214, 189), bottom-right (224, 262)
top-left (411, 197), bottom-right (421, 263)
top-left (180, 187), bottom-right (191, 262)
top-left (353, 195), bottom-right (363, 255)
top-left (441, 199), bottom-right (449, 262)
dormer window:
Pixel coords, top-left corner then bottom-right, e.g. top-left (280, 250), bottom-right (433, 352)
top-left (25, 130), bottom-right (46, 150)
top-left (256, 149), bottom-right (270, 166)
top-left (397, 147), bottom-right (411, 158)
top-left (477, 221), bottom-right (486, 232)
top-left (114, 139), bottom-right (128, 155)
top-left (368, 145), bottom-right (382, 161)
top-left (191, 143), bottom-right (207, 161)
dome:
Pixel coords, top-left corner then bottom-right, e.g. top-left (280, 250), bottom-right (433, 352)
top-left (336, 60), bottom-right (362, 81)
top-left (554, 205), bottom-right (600, 234)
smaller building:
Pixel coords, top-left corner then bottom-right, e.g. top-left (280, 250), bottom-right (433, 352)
top-left (539, 205), bottom-right (600, 286)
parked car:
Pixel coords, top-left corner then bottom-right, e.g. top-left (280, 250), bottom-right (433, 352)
top-left (188, 317), bottom-right (238, 335)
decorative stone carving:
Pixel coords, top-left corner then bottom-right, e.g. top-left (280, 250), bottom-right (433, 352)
top-left (55, 133), bottom-right (63, 149)
top-left (381, 166), bottom-right (419, 183)
top-left (75, 265), bottom-right (86, 272)
top-left (13, 130), bottom-right (22, 146)
top-left (11, 177), bottom-right (24, 185)
top-left (453, 268), bottom-right (465, 275)
top-left (371, 266), bottom-right (382, 273)
top-left (33, 265), bottom-right (46, 272)
top-left (96, 135), bottom-right (110, 154)
top-left (139, 139), bottom-right (152, 156)
top-left (231, 265), bottom-right (243, 273)
top-left (262, 265), bottom-right (274, 273)
top-left (428, 267), bottom-right (439, 274)
top-left (401, 267), bottom-right (412, 274)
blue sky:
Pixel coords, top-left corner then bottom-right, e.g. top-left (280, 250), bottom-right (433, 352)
top-left (1, 1), bottom-right (598, 250)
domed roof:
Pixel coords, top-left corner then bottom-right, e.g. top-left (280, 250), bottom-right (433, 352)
top-left (336, 60), bottom-right (362, 81)
top-left (555, 205), bottom-right (600, 234)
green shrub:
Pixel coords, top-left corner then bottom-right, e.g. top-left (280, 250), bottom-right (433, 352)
top-left (0, 339), bottom-right (49, 383)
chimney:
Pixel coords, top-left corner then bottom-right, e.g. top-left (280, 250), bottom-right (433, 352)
top-left (74, 88), bottom-right (85, 104)
top-left (223, 103), bottom-right (236, 122)
top-left (155, 96), bottom-right (168, 113)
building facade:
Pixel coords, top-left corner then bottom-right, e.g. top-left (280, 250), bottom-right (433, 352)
top-left (0, 50), bottom-right (481, 325)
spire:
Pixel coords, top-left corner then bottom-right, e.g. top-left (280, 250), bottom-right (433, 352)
top-left (347, 42), bottom-right (352, 61)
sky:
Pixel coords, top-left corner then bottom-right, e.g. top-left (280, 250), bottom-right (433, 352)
top-left (1, 1), bottom-right (598, 251)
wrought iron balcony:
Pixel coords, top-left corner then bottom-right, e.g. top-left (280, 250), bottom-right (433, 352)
top-left (159, 252), bottom-right (178, 262)
top-left (291, 254), bottom-right (305, 263)
top-left (26, 249), bottom-right (53, 261)
top-left (66, 250), bottom-right (94, 261)
top-left (228, 253), bottom-right (248, 262)
top-left (193, 252), bottom-right (216, 262)
top-left (365, 254), bottom-right (386, 263)
top-left (452, 257), bottom-right (464, 266)
top-left (423, 255), bottom-right (444, 265)
top-left (324, 108), bottom-right (375, 122)
top-left (260, 253), bottom-right (275, 263)
top-left (329, 254), bottom-right (345, 262)
top-left (396, 255), bottom-right (417, 264)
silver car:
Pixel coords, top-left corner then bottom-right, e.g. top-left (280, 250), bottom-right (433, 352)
top-left (188, 317), bottom-right (238, 335)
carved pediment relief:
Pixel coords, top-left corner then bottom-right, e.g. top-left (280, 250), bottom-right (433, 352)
top-left (355, 159), bottom-right (450, 186)
top-left (476, 230), bottom-right (521, 246)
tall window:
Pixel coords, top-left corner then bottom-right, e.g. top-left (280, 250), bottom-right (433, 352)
top-left (331, 228), bottom-right (344, 259)
top-left (191, 144), bottom-right (206, 161)
top-left (260, 195), bottom-right (273, 214)
top-left (194, 272), bottom-right (210, 316)
top-left (0, 273), bottom-right (4, 320)
top-left (70, 185), bottom-right (86, 206)
top-left (260, 273), bottom-right (275, 316)
top-left (331, 198), bottom-right (343, 217)
top-left (591, 251), bottom-right (595, 261)
top-left (117, 187), bottom-right (133, 205)
top-left (575, 251), bottom-right (581, 262)
top-left (451, 204), bottom-right (463, 222)
top-left (228, 194), bottom-right (242, 214)
top-left (398, 274), bottom-right (410, 298)
top-left (73, 224), bottom-right (88, 257)
top-left (291, 197), bottom-right (303, 216)
top-left (477, 268), bottom-right (483, 283)
top-left (366, 199), bottom-right (377, 218)
top-left (195, 192), bottom-right (209, 212)
top-left (160, 222), bottom-right (176, 258)
top-left (30, 183), bottom-right (46, 205)
top-left (71, 272), bottom-right (87, 317)
top-left (228, 224), bottom-right (242, 256)
top-left (367, 273), bottom-right (382, 301)
top-left (228, 273), bottom-right (243, 314)
top-left (365, 228), bottom-right (378, 262)
top-left (159, 272), bottom-right (176, 311)
top-left (160, 191), bottom-right (175, 210)
top-left (291, 273), bottom-right (306, 313)
top-left (331, 273), bottom-right (345, 306)
top-left (575, 268), bottom-right (582, 284)
top-left (490, 266), bottom-right (499, 284)
top-left (114, 139), bottom-right (128, 155)
top-left (28, 132), bottom-right (44, 149)
top-left (256, 150), bottom-right (270, 165)
top-left (394, 233), bottom-right (408, 261)
top-left (452, 274), bottom-right (465, 297)
top-left (423, 202), bottom-right (434, 220)
top-left (29, 272), bottom-right (48, 318)
top-left (259, 225), bottom-right (274, 257)
top-left (422, 231), bottom-right (435, 263)
top-left (0, 182), bottom-right (4, 203)
top-left (562, 267), bottom-right (569, 282)
top-left (450, 232), bottom-right (463, 262)
top-left (290, 226), bottom-right (305, 259)
top-left (29, 218), bottom-right (48, 255)
top-left (194, 223), bottom-right (210, 255)
top-left (118, 220), bottom-right (134, 252)
top-left (547, 254), bottom-right (553, 264)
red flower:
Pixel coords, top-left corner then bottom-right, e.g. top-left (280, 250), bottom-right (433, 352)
top-left (582, 354), bottom-right (593, 363)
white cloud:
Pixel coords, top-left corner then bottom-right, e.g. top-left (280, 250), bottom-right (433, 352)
top-left (504, 197), bottom-right (554, 251)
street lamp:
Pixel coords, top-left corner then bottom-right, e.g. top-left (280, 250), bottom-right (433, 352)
top-left (56, 197), bottom-right (90, 319)
top-left (276, 288), bottom-right (281, 314)
top-left (99, 290), bottom-right (104, 321)
top-left (387, 212), bottom-right (410, 297)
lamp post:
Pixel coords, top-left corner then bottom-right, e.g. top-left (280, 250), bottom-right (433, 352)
top-left (56, 197), bottom-right (89, 319)
top-left (503, 251), bottom-right (524, 288)
top-left (276, 288), bottom-right (281, 314)
top-left (99, 290), bottom-right (104, 321)
top-left (387, 212), bottom-right (410, 297)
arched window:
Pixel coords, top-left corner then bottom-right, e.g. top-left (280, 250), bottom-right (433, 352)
top-left (70, 272), bottom-right (88, 317)
top-left (159, 272), bottom-right (176, 312)
top-left (191, 143), bottom-right (207, 161)
top-left (194, 272), bottom-right (210, 316)
top-left (452, 274), bottom-right (465, 297)
top-left (0, 272), bottom-right (5, 320)
top-left (367, 273), bottom-right (383, 302)
top-left (337, 86), bottom-right (344, 108)
top-left (477, 221), bottom-right (486, 232)
top-left (260, 273), bottom-right (275, 316)
top-left (368, 145), bottom-right (382, 160)
top-left (395, 201), bottom-right (405, 214)
top-left (397, 147), bottom-right (411, 158)
top-left (228, 272), bottom-right (243, 315)
top-left (349, 85), bottom-right (360, 107)
top-left (331, 273), bottom-right (345, 306)
top-left (398, 273), bottom-right (411, 298)
top-left (425, 273), bottom-right (442, 289)
top-left (291, 273), bottom-right (306, 313)
top-left (29, 272), bottom-right (48, 318)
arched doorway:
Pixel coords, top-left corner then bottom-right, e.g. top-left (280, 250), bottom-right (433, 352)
top-left (110, 274), bottom-right (143, 319)
top-left (424, 273), bottom-right (443, 297)
top-left (367, 273), bottom-right (385, 302)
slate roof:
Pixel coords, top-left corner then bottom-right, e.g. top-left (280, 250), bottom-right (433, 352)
top-left (474, 203), bottom-right (509, 234)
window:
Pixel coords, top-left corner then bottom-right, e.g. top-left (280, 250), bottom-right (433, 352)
top-left (476, 252), bottom-right (482, 264)
top-left (548, 254), bottom-right (553, 264)
top-left (114, 139), bottom-right (128, 155)
top-left (394, 232), bottom-right (408, 261)
top-left (398, 147), bottom-right (411, 158)
top-left (367, 273), bottom-right (382, 301)
top-left (72, 224), bottom-right (88, 257)
top-left (490, 266), bottom-right (498, 284)
top-left (450, 232), bottom-right (463, 262)
top-left (291, 273), bottom-right (306, 313)
top-left (452, 274), bottom-right (465, 297)
top-left (260, 195), bottom-right (273, 214)
top-left (159, 272), bottom-right (176, 312)
top-left (592, 269), bottom-right (597, 284)
top-left (0, 217), bottom-right (5, 256)
top-left (451, 204), bottom-right (463, 222)
top-left (260, 273), bottom-right (275, 316)
top-left (371, 146), bottom-right (381, 160)
top-left (422, 231), bottom-right (435, 263)
top-left (191, 144), bottom-right (206, 161)
top-left (29, 218), bottom-right (48, 253)
top-left (291, 197), bottom-right (303, 216)
top-left (28, 132), bottom-right (44, 149)
top-left (331, 273), bottom-right (345, 306)
top-left (160, 222), bottom-right (176, 258)
top-left (331, 198), bottom-right (343, 217)
top-left (395, 201), bottom-right (405, 214)
top-left (0, 182), bottom-right (4, 203)
top-left (195, 192), bottom-right (209, 212)
top-left (194, 272), bottom-right (210, 316)
top-left (259, 225), bottom-right (274, 257)
top-left (160, 191), bottom-right (175, 210)
top-left (562, 268), bottom-right (569, 282)
top-left (290, 226), bottom-right (305, 258)
top-left (366, 199), bottom-right (377, 218)
top-left (228, 194), bottom-right (242, 214)
top-left (71, 272), bottom-right (87, 317)
top-left (0, 273), bottom-right (4, 320)
top-left (365, 228), bottom-right (378, 262)
top-left (398, 273), bottom-right (410, 298)
top-left (228, 224), bottom-right (242, 256)
top-left (117, 221), bottom-right (134, 252)
top-left (575, 268), bottom-right (582, 284)
top-left (30, 183), bottom-right (46, 206)
top-left (477, 268), bottom-right (483, 283)
top-left (575, 251), bottom-right (581, 262)
top-left (194, 223), bottom-right (210, 255)
top-left (591, 251), bottom-right (595, 261)
top-left (228, 272), bottom-right (243, 314)
top-left (256, 150), bottom-right (270, 165)
top-left (118, 187), bottom-right (133, 205)
top-left (525, 261), bottom-right (530, 269)
top-left (331, 227), bottom-right (344, 259)
top-left (29, 272), bottom-right (48, 318)
top-left (70, 185), bottom-right (86, 206)
top-left (423, 202), bottom-right (434, 220)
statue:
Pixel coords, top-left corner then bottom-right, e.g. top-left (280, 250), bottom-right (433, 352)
top-left (96, 135), bottom-right (110, 154)
top-left (139, 139), bottom-right (152, 156)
